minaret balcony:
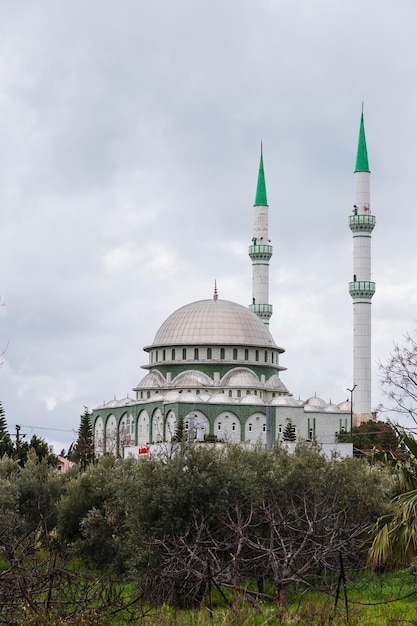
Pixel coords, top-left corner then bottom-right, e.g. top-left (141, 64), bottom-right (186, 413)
top-left (249, 303), bottom-right (273, 319)
top-left (349, 214), bottom-right (376, 233)
top-left (349, 281), bottom-right (376, 298)
top-left (249, 244), bottom-right (273, 260)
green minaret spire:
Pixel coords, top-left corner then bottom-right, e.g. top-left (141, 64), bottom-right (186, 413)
top-left (354, 110), bottom-right (370, 173)
top-left (254, 143), bottom-right (268, 206)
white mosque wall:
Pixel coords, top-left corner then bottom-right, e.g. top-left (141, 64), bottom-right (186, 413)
top-left (105, 415), bottom-right (117, 455)
top-left (245, 412), bottom-right (266, 444)
top-left (137, 410), bottom-right (150, 446)
top-left (94, 416), bottom-right (104, 456)
top-left (165, 410), bottom-right (177, 441)
top-left (151, 408), bottom-right (164, 443)
top-left (214, 411), bottom-right (241, 443)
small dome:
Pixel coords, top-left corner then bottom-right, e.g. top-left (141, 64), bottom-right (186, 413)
top-left (240, 395), bottom-right (264, 405)
top-left (96, 400), bottom-right (116, 409)
top-left (270, 395), bottom-right (299, 406)
top-left (265, 375), bottom-right (289, 393)
top-left (305, 395), bottom-right (327, 408)
top-left (148, 299), bottom-right (279, 348)
top-left (209, 392), bottom-right (230, 404)
top-left (135, 370), bottom-right (166, 389)
top-left (172, 370), bottom-right (214, 388)
top-left (221, 367), bottom-right (263, 388)
top-left (323, 403), bottom-right (341, 413)
top-left (338, 400), bottom-right (351, 412)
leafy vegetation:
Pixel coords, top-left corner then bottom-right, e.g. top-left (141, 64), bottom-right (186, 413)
top-left (337, 419), bottom-right (401, 457)
top-left (4, 398), bottom-right (417, 623)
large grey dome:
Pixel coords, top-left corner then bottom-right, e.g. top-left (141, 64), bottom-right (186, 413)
top-left (149, 299), bottom-right (278, 348)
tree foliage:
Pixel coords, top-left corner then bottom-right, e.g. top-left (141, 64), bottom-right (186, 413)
top-left (0, 436), bottom-right (393, 613)
top-left (367, 428), bottom-right (417, 570)
top-left (0, 401), bottom-right (13, 458)
top-left (282, 417), bottom-right (296, 441)
top-left (0, 402), bottom-right (58, 467)
top-left (71, 407), bottom-right (94, 469)
top-left (338, 420), bottom-right (401, 457)
top-left (378, 331), bottom-right (417, 423)
top-left (122, 444), bottom-right (388, 607)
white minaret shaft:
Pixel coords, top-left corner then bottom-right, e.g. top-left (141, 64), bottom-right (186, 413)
top-left (349, 112), bottom-right (376, 425)
top-left (249, 147), bottom-right (273, 324)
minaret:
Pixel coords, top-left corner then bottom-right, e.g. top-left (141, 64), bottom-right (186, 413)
top-left (349, 111), bottom-right (376, 425)
top-left (249, 146), bottom-right (273, 324)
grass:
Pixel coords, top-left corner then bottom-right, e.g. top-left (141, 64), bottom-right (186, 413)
top-left (4, 561), bottom-right (417, 625)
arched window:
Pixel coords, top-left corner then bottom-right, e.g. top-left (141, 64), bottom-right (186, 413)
top-left (182, 348), bottom-right (187, 360)
top-left (245, 349), bottom-right (249, 360)
top-left (163, 349), bottom-right (166, 361)
top-left (194, 348), bottom-right (199, 360)
top-left (207, 347), bottom-right (212, 359)
top-left (233, 348), bottom-right (238, 360)
top-left (220, 348), bottom-right (225, 360)
top-left (264, 351), bottom-right (268, 362)
top-left (237, 389), bottom-right (241, 398)
top-left (228, 390), bottom-right (232, 397)
top-left (171, 348), bottom-right (175, 361)
top-left (255, 350), bottom-right (259, 362)
top-left (156, 350), bottom-right (159, 362)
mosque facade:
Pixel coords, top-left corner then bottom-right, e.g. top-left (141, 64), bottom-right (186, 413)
top-left (91, 116), bottom-right (373, 457)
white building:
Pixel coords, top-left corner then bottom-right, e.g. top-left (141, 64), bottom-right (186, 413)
top-left (90, 118), bottom-right (373, 457)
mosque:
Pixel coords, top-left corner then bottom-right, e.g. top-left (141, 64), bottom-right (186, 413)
top-left (91, 113), bottom-right (375, 457)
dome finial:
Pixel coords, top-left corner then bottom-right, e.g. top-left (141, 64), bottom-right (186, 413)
top-left (213, 280), bottom-right (218, 301)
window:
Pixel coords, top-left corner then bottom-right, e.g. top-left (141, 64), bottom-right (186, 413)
top-left (233, 348), bottom-right (238, 360)
top-left (245, 349), bottom-right (249, 360)
top-left (156, 350), bottom-right (158, 362)
top-left (255, 350), bottom-right (259, 362)
top-left (207, 348), bottom-right (212, 359)
top-left (194, 348), bottom-right (199, 360)
top-left (140, 391), bottom-right (143, 399)
top-left (171, 348), bottom-right (175, 361)
top-left (237, 389), bottom-right (241, 398)
top-left (182, 348), bottom-right (187, 360)
top-left (217, 422), bottom-right (222, 431)
top-left (228, 390), bottom-right (232, 397)
top-left (220, 348), bottom-right (225, 360)
top-left (264, 351), bottom-right (268, 362)
top-left (248, 423), bottom-right (252, 432)
top-left (262, 423), bottom-right (266, 432)
top-left (147, 391), bottom-right (150, 399)
top-left (278, 424), bottom-right (282, 433)
top-left (232, 422), bottom-right (236, 431)
top-left (163, 349), bottom-right (166, 361)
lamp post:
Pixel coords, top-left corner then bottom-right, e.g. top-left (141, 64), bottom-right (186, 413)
top-left (346, 385), bottom-right (357, 438)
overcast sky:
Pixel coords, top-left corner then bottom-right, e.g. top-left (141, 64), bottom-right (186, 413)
top-left (1, 0), bottom-right (417, 453)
